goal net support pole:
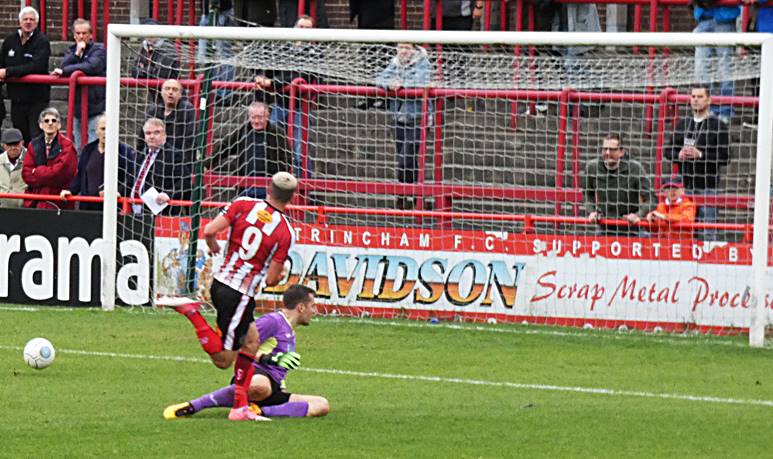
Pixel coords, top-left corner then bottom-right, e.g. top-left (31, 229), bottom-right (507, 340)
top-left (749, 36), bottom-right (773, 347)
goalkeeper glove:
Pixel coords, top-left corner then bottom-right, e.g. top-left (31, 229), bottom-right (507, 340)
top-left (259, 351), bottom-right (301, 370)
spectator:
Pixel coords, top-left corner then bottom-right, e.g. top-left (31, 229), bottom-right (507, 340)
top-left (350, 0), bottom-right (394, 29)
top-left (61, 114), bottom-right (136, 211)
top-left (375, 43), bottom-right (432, 210)
top-left (131, 20), bottom-right (180, 107)
top-left (140, 79), bottom-right (197, 161)
top-left (691, 0), bottom-right (740, 122)
top-left (236, 0), bottom-right (277, 26)
top-left (745, 0), bottom-right (773, 32)
top-left (0, 7), bottom-right (51, 143)
top-left (582, 133), bottom-right (656, 236)
top-left (647, 178), bottom-right (697, 240)
top-left (21, 108), bottom-right (77, 210)
top-left (254, 15), bottom-right (321, 177)
top-left (51, 18), bottom-right (107, 151)
top-left (128, 118), bottom-right (188, 215)
top-left (0, 128), bottom-right (27, 208)
top-left (197, 1), bottom-right (235, 103)
top-left (207, 101), bottom-right (291, 199)
top-left (665, 85), bottom-right (729, 240)
top-left (278, 0), bottom-right (328, 28)
top-left (431, 0), bottom-right (474, 30)
top-left (351, 0), bottom-right (395, 111)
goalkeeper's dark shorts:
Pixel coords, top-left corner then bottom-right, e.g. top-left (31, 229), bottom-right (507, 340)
top-left (254, 367), bottom-right (292, 406)
top-left (230, 367), bottom-right (291, 406)
top-left (210, 279), bottom-right (255, 351)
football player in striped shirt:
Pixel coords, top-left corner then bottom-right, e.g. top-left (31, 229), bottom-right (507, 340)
top-left (163, 171), bottom-right (298, 421)
top-left (164, 284), bottom-right (329, 420)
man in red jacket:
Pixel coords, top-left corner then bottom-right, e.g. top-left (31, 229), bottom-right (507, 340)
top-left (21, 107), bottom-right (77, 209)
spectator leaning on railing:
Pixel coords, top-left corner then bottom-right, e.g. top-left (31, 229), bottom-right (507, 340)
top-left (0, 6), bottom-right (51, 143)
top-left (375, 43), bottom-right (432, 210)
top-left (0, 128), bottom-right (27, 208)
top-left (51, 18), bottom-right (106, 151)
top-left (254, 15), bottom-right (322, 177)
top-left (647, 177), bottom-right (697, 240)
top-left (583, 133), bottom-right (656, 237)
top-left (207, 101), bottom-right (291, 200)
top-left (21, 108), bottom-right (77, 210)
top-left (61, 114), bottom-right (136, 212)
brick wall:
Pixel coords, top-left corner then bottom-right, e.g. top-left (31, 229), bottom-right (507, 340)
top-left (0, 1), bottom-right (697, 41)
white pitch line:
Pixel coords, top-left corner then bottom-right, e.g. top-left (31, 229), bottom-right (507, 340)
top-left (1, 305), bottom-right (758, 349)
top-left (2, 345), bottom-right (772, 408)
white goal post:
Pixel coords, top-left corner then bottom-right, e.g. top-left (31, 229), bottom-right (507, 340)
top-left (102, 25), bottom-right (773, 347)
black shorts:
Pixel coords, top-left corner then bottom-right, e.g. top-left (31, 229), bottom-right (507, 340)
top-left (230, 367), bottom-right (292, 406)
top-left (210, 279), bottom-right (255, 351)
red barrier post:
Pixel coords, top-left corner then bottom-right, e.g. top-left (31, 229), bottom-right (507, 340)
top-left (66, 71), bottom-right (85, 141)
top-left (434, 96), bottom-right (450, 222)
top-left (90, 0), bottom-right (98, 39)
top-left (39, 0), bottom-right (46, 35)
top-left (103, 0), bottom-right (110, 48)
top-left (78, 0), bottom-right (85, 18)
top-left (654, 88), bottom-right (675, 190)
top-left (416, 87), bottom-right (431, 215)
top-left (401, 0), bottom-right (408, 29)
top-left (500, 0), bottom-right (508, 31)
top-left (80, 85), bottom-right (89, 144)
top-left (571, 101), bottom-right (582, 216)
top-left (61, 0), bottom-right (68, 40)
top-left (633, 4), bottom-right (642, 54)
top-left (152, 0), bottom-right (160, 21)
top-left (556, 88), bottom-right (572, 216)
top-left (301, 97), bottom-right (311, 181)
top-left (423, 0), bottom-right (431, 30)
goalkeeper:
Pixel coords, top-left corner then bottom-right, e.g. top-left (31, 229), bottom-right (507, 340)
top-left (164, 284), bottom-right (329, 419)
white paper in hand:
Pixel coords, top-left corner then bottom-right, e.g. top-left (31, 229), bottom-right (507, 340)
top-left (140, 187), bottom-right (168, 215)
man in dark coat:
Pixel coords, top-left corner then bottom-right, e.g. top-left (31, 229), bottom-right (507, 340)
top-left (0, 6), bottom-right (51, 143)
top-left (207, 101), bottom-right (291, 199)
top-left (52, 18), bottom-right (107, 150)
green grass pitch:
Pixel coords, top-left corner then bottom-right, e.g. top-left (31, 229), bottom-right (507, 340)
top-left (2, 305), bottom-right (773, 458)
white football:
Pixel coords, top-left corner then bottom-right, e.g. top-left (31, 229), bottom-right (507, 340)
top-left (23, 338), bottom-right (56, 370)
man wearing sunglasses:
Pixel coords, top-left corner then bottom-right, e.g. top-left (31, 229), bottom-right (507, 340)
top-left (20, 107), bottom-right (77, 209)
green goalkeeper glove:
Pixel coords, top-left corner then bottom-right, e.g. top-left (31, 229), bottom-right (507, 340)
top-left (259, 351), bottom-right (301, 370)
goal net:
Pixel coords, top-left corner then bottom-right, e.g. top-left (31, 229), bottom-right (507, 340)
top-left (101, 25), bottom-right (773, 346)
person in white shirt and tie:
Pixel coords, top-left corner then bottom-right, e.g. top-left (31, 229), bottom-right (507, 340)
top-left (130, 117), bottom-right (188, 215)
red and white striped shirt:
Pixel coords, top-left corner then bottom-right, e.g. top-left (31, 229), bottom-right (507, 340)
top-left (214, 197), bottom-right (295, 296)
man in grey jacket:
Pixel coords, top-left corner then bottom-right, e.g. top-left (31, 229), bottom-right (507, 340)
top-left (0, 128), bottom-right (27, 208)
top-left (583, 133), bottom-right (656, 236)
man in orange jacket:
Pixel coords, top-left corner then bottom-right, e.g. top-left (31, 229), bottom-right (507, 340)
top-left (646, 178), bottom-right (697, 240)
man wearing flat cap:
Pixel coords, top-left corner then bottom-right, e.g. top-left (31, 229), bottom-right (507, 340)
top-left (0, 128), bottom-right (27, 207)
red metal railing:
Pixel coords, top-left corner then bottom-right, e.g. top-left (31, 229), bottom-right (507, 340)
top-left (4, 73), bottom-right (759, 224)
top-left (0, 192), bottom-right (759, 242)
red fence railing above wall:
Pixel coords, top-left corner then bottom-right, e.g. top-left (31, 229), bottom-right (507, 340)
top-left (5, 74), bottom-right (760, 225)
